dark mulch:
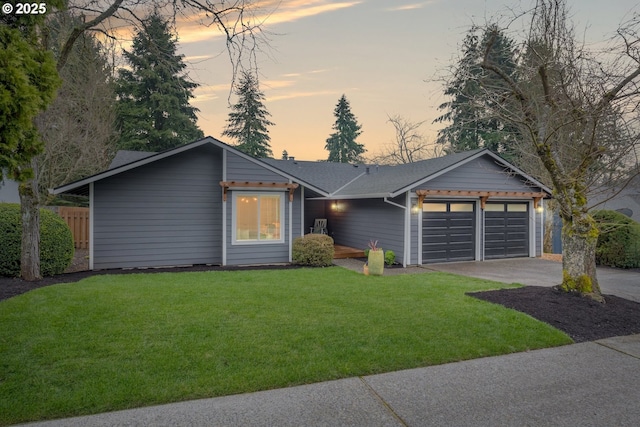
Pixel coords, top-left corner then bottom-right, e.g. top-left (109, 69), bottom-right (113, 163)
top-left (2, 265), bottom-right (639, 344)
top-left (468, 286), bottom-right (640, 343)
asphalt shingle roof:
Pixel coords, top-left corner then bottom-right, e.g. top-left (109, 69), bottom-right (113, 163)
top-left (106, 149), bottom-right (486, 197)
top-left (264, 149), bottom-right (485, 197)
top-left (333, 150), bottom-right (485, 196)
top-left (261, 158), bottom-right (366, 194)
top-left (109, 150), bottom-right (157, 169)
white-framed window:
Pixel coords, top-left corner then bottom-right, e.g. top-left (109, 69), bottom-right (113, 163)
top-left (233, 192), bottom-right (284, 244)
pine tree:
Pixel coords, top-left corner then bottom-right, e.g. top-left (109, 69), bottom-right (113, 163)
top-left (223, 71), bottom-right (274, 158)
top-left (115, 11), bottom-right (203, 152)
top-left (434, 26), bottom-right (519, 157)
top-left (325, 95), bottom-right (365, 163)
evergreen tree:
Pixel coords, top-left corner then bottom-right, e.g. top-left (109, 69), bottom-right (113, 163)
top-left (0, 11), bottom-right (62, 281)
top-left (115, 11), bottom-right (203, 152)
top-left (434, 26), bottom-right (519, 157)
top-left (223, 71), bottom-right (274, 158)
top-left (281, 150), bottom-right (288, 160)
top-left (325, 95), bottom-right (365, 163)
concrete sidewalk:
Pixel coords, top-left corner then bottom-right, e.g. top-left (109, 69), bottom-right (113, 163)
top-left (21, 334), bottom-right (640, 427)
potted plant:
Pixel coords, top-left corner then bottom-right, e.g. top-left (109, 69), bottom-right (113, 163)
top-left (367, 239), bottom-right (384, 276)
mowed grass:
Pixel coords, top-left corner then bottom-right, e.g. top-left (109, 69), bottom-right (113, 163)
top-left (0, 267), bottom-right (571, 425)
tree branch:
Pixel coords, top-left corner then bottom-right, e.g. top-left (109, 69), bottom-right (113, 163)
top-left (57, 0), bottom-right (125, 71)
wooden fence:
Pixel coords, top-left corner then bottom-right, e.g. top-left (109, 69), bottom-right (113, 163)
top-left (57, 207), bottom-right (89, 249)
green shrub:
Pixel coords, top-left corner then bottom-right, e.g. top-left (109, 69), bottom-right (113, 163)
top-left (292, 234), bottom-right (334, 267)
top-left (0, 203), bottom-right (74, 277)
top-left (385, 250), bottom-right (396, 266)
top-left (364, 248), bottom-right (370, 257)
top-left (593, 210), bottom-right (640, 269)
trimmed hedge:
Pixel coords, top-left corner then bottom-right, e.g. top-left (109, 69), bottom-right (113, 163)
top-left (0, 203), bottom-right (74, 277)
top-left (593, 210), bottom-right (640, 269)
top-left (292, 234), bottom-right (334, 267)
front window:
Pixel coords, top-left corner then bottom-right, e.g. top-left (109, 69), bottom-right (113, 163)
top-left (234, 193), bottom-right (283, 243)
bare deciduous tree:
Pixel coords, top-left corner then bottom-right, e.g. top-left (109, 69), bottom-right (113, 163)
top-left (477, 0), bottom-right (640, 301)
top-left (368, 115), bottom-right (442, 165)
top-left (35, 14), bottom-right (118, 202)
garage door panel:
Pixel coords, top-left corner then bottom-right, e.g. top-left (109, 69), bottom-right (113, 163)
top-left (423, 202), bottom-right (476, 263)
top-left (484, 203), bottom-right (529, 259)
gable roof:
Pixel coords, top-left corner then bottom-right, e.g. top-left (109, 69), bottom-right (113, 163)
top-left (265, 149), bottom-right (551, 198)
top-left (53, 137), bottom-right (327, 197)
top-left (53, 138), bottom-right (551, 199)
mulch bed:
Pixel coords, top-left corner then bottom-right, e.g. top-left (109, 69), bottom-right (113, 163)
top-left (468, 286), bottom-right (640, 343)
top-left (2, 265), bottom-right (639, 343)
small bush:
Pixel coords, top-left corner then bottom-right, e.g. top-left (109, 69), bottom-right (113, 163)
top-left (292, 234), bottom-right (335, 267)
top-left (593, 210), bottom-right (640, 269)
top-left (385, 250), bottom-right (396, 266)
top-left (0, 203), bottom-right (74, 277)
top-left (364, 248), bottom-right (370, 257)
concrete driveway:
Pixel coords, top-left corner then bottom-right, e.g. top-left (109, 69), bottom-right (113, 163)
top-left (426, 258), bottom-right (640, 302)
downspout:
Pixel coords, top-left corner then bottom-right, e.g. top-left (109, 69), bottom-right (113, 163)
top-left (89, 182), bottom-right (94, 270)
top-left (530, 199), bottom-right (536, 258)
top-left (383, 197), bottom-right (408, 267)
top-left (289, 181), bottom-right (293, 263)
top-left (222, 150), bottom-right (227, 266)
top-left (300, 186), bottom-right (305, 237)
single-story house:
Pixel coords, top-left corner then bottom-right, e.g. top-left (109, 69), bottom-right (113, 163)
top-left (53, 136), bottom-right (551, 270)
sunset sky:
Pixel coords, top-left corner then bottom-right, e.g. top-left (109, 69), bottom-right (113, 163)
top-left (172, 0), bottom-right (639, 161)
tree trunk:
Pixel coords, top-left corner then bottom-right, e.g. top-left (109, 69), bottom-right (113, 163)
top-left (560, 213), bottom-right (603, 302)
top-left (19, 178), bottom-right (41, 281)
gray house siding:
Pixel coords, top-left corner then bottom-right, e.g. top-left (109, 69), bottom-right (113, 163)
top-left (292, 187), bottom-right (302, 239)
top-left (226, 152), bottom-right (289, 183)
top-left (327, 198), bottom-right (405, 261)
top-left (422, 156), bottom-right (540, 192)
top-left (93, 145), bottom-right (222, 269)
top-left (223, 153), bottom-right (297, 265)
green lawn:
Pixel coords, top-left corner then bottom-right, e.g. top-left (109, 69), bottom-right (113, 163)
top-left (0, 267), bottom-right (571, 425)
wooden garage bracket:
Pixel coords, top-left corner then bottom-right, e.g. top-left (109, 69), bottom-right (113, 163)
top-left (415, 190), bottom-right (548, 210)
top-left (219, 181), bottom-right (299, 202)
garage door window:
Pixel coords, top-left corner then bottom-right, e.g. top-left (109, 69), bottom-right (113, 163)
top-left (485, 204), bottom-right (504, 212)
top-left (507, 203), bottom-right (527, 212)
top-left (423, 203), bottom-right (447, 212)
top-left (450, 203), bottom-right (474, 212)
